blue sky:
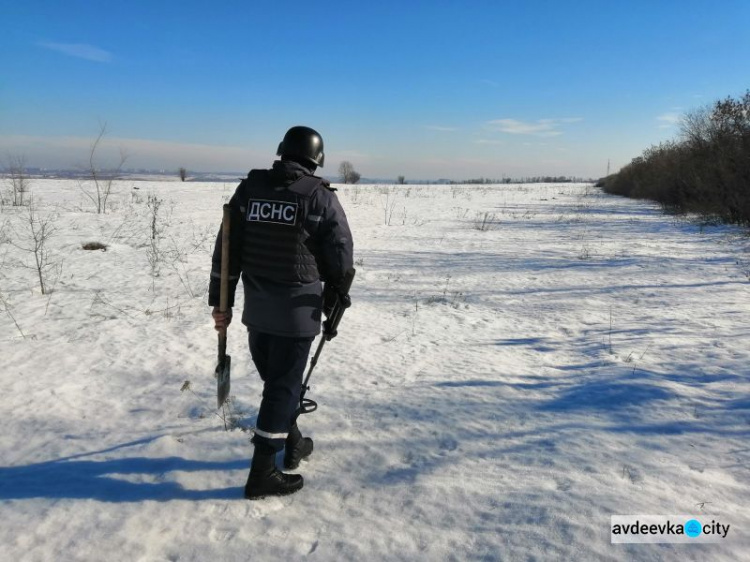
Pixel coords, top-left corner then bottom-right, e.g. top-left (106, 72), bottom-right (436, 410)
top-left (1, 0), bottom-right (749, 180)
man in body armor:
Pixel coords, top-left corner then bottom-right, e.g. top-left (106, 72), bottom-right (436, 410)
top-left (209, 126), bottom-right (354, 499)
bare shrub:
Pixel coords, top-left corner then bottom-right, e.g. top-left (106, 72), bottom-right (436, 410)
top-left (381, 188), bottom-right (397, 225)
top-left (5, 154), bottom-right (30, 207)
top-left (166, 228), bottom-right (212, 298)
top-left (146, 194), bottom-right (165, 281)
top-left (80, 123), bottom-right (128, 214)
top-left (473, 211), bottom-right (497, 231)
top-left (0, 289), bottom-right (26, 339)
top-left (0, 244), bottom-right (26, 337)
top-left (348, 185), bottom-right (362, 204)
top-left (0, 219), bottom-right (9, 244)
top-left (147, 194), bottom-right (163, 241)
top-left (11, 196), bottom-right (62, 295)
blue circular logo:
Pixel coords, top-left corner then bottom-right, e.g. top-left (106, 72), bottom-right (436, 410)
top-left (685, 519), bottom-right (702, 538)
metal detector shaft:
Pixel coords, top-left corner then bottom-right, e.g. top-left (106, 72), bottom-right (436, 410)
top-left (298, 337), bottom-right (327, 413)
top-left (215, 204), bottom-right (232, 409)
top-left (298, 268), bottom-right (356, 415)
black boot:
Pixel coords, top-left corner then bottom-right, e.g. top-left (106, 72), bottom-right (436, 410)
top-left (284, 423), bottom-right (314, 470)
top-left (244, 442), bottom-right (303, 500)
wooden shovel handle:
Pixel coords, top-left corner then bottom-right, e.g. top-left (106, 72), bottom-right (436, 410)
top-left (219, 204), bottom-right (231, 314)
top-left (218, 204), bottom-right (231, 358)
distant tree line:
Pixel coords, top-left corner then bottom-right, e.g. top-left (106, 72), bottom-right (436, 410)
top-left (598, 91), bottom-right (750, 226)
top-left (452, 176), bottom-right (585, 184)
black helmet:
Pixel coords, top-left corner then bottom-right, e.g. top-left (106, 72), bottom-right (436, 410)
top-left (276, 126), bottom-right (325, 168)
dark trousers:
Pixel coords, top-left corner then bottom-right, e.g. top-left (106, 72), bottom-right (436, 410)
top-left (248, 330), bottom-right (314, 452)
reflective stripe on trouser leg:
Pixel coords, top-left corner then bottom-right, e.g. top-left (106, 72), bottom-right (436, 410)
top-left (249, 330), bottom-right (314, 452)
top-left (254, 428), bottom-right (289, 440)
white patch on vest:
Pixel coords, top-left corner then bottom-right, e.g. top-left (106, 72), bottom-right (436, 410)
top-left (246, 199), bottom-right (298, 225)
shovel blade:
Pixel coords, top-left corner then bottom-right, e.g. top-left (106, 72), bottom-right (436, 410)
top-left (215, 354), bottom-right (231, 408)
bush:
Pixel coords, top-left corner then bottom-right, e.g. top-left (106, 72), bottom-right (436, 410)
top-left (601, 91), bottom-right (750, 226)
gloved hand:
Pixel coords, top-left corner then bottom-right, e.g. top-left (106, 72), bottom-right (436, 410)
top-left (323, 283), bottom-right (351, 318)
top-left (323, 318), bottom-right (338, 340)
top-left (339, 293), bottom-right (352, 309)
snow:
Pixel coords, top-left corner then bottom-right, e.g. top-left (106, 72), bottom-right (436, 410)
top-left (1, 180), bottom-right (749, 561)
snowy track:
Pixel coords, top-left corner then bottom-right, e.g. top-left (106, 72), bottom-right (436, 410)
top-left (1, 181), bottom-right (748, 561)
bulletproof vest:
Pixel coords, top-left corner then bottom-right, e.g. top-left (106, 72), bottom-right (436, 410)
top-left (238, 170), bottom-right (323, 284)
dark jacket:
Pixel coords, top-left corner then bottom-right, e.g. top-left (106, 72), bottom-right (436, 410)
top-left (209, 160), bottom-right (353, 337)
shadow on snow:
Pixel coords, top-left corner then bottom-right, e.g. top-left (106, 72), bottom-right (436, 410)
top-left (0, 437), bottom-right (246, 502)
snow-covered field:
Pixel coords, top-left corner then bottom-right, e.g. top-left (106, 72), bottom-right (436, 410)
top-left (1, 179), bottom-right (748, 561)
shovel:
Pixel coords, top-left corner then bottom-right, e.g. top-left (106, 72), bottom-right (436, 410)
top-left (215, 204), bottom-right (231, 408)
